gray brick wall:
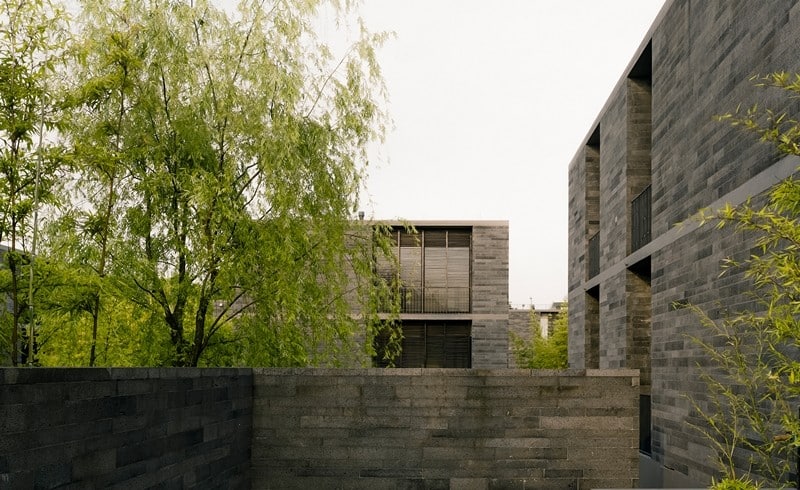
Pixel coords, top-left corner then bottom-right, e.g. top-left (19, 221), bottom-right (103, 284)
top-left (471, 224), bottom-right (510, 369)
top-left (652, 1), bottom-right (800, 237)
top-left (251, 368), bottom-right (640, 489)
top-left (1, 368), bottom-right (640, 489)
top-left (626, 269), bottom-right (652, 390)
top-left (567, 0), bottom-right (800, 486)
top-left (471, 224), bottom-right (509, 314)
top-left (599, 271), bottom-right (626, 370)
top-left (472, 319), bottom-right (509, 369)
top-left (568, 146), bottom-right (590, 368)
top-left (650, 0), bottom-right (800, 481)
top-left (599, 91), bottom-right (628, 271)
top-left (0, 368), bottom-right (252, 489)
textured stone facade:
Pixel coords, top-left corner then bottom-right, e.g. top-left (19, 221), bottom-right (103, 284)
top-left (470, 223), bottom-right (510, 368)
top-left (567, 0), bottom-right (800, 486)
top-left (0, 368), bottom-right (252, 489)
top-left (1, 368), bottom-right (639, 489)
top-left (251, 368), bottom-right (640, 489)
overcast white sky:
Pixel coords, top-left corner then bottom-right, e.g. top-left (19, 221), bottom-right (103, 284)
top-left (348, 1), bottom-right (667, 308)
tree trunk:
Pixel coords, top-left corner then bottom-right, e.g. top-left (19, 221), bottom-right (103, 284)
top-left (9, 251), bottom-right (18, 366)
top-left (89, 294), bottom-right (100, 366)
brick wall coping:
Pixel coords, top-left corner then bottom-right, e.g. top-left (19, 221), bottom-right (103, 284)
top-left (0, 367), bottom-right (252, 384)
top-left (252, 367), bottom-right (639, 379)
top-left (0, 367), bottom-right (637, 380)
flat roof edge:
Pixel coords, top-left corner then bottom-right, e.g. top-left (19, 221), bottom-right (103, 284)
top-left (567, 0), bottom-right (675, 172)
top-left (372, 220), bottom-right (509, 227)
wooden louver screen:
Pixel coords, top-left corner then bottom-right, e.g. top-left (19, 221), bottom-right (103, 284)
top-left (423, 229), bottom-right (470, 313)
top-left (377, 227), bottom-right (471, 314)
top-left (393, 322), bottom-right (471, 368)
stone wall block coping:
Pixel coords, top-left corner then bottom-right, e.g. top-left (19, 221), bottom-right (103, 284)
top-left (584, 368), bottom-right (639, 378)
top-left (250, 367), bottom-right (640, 378)
top-left (2, 367), bottom-right (113, 384)
top-left (108, 368), bottom-right (153, 380)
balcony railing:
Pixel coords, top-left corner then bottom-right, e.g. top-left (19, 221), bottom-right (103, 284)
top-left (399, 287), bottom-right (470, 314)
top-left (631, 185), bottom-right (652, 252)
top-left (588, 232), bottom-right (600, 279)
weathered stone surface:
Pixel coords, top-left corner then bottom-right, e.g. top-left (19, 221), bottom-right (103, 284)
top-left (0, 368), bottom-right (252, 489)
top-left (568, 0), bottom-right (800, 486)
top-left (251, 368), bottom-right (639, 489)
top-left (1, 367), bottom-right (638, 489)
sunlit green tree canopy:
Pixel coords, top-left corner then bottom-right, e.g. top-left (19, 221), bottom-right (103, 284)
top-left (0, 0), bottom-right (397, 367)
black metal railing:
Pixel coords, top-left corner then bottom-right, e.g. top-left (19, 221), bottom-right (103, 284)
top-left (588, 232), bottom-right (600, 279)
top-left (631, 185), bottom-right (652, 252)
top-left (399, 287), bottom-right (470, 314)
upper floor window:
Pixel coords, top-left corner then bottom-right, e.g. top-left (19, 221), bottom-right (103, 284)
top-left (378, 228), bottom-right (471, 313)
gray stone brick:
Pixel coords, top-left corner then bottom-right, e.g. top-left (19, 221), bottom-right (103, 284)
top-left (0, 368), bottom-right (252, 489)
top-left (567, 0), bottom-right (800, 486)
top-left (251, 369), bottom-right (638, 489)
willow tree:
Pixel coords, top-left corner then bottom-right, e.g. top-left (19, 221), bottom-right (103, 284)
top-left (56, 0), bottom-right (392, 366)
top-left (0, 0), bottom-right (66, 365)
top-left (37, 0), bottom-right (144, 366)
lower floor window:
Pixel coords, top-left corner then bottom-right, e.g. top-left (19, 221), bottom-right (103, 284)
top-left (375, 321), bottom-right (471, 368)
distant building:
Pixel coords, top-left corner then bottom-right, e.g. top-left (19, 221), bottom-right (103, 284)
top-left (507, 304), bottom-right (563, 369)
top-left (567, 0), bottom-right (800, 487)
top-left (373, 221), bottom-right (509, 369)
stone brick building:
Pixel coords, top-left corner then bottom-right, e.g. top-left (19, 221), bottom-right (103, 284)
top-left (567, 1), bottom-right (800, 486)
top-left (374, 220), bottom-right (509, 369)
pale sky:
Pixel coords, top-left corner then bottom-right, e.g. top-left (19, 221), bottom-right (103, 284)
top-left (213, 0), bottom-right (666, 308)
top-left (352, 1), bottom-right (667, 308)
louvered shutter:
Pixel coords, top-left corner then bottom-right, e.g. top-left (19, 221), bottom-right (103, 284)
top-left (399, 231), bottom-right (422, 312)
top-left (425, 324), bottom-right (446, 368)
top-left (424, 231), bottom-right (447, 312)
top-left (444, 323), bottom-right (471, 368)
top-left (447, 246), bottom-right (470, 312)
top-left (400, 324), bottom-right (426, 368)
top-left (375, 230), bottom-right (398, 283)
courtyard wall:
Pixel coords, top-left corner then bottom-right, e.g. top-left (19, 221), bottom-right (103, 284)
top-left (1, 368), bottom-right (639, 489)
top-left (251, 368), bottom-right (639, 489)
top-left (0, 368), bottom-right (252, 489)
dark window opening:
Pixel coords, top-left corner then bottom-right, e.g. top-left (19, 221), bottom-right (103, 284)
top-left (629, 41), bottom-right (652, 83)
top-left (585, 286), bottom-right (600, 369)
top-left (640, 394), bottom-right (652, 455)
top-left (374, 321), bottom-right (471, 368)
top-left (631, 185), bottom-right (652, 252)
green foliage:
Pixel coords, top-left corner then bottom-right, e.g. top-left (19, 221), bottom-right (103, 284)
top-left (690, 72), bottom-right (800, 488)
top-left (710, 477), bottom-right (759, 490)
top-left (0, 0), bottom-right (68, 365)
top-left (715, 72), bottom-right (800, 157)
top-left (1, 0), bottom-right (396, 367)
top-left (511, 303), bottom-right (568, 369)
